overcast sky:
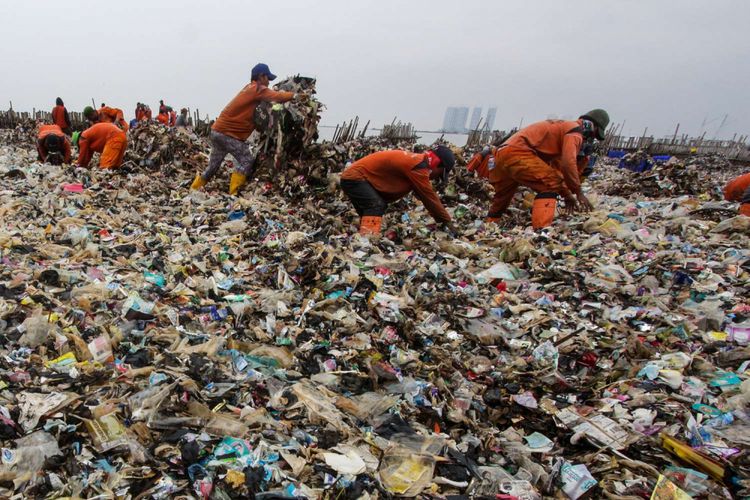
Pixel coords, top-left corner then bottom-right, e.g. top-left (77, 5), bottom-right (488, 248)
top-left (1, 0), bottom-right (748, 139)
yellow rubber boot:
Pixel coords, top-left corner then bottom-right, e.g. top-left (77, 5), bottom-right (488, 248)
top-left (740, 203), bottom-right (750, 217)
top-left (191, 175), bottom-right (207, 190)
top-left (229, 173), bottom-right (247, 195)
top-left (531, 194), bottom-right (557, 229)
top-left (359, 216), bottom-right (382, 236)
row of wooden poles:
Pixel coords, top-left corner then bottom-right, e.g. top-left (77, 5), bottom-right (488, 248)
top-left (601, 122), bottom-right (750, 160)
top-left (331, 117), bottom-right (416, 144)
top-left (0, 109), bottom-right (88, 131)
top-left (0, 106), bottom-right (216, 137)
top-left (331, 116), bottom-right (370, 143)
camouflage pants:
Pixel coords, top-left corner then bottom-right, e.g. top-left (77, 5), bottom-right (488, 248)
top-left (200, 130), bottom-right (256, 181)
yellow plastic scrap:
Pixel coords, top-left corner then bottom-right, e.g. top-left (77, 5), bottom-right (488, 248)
top-left (650, 474), bottom-right (692, 500)
top-left (660, 433), bottom-right (725, 483)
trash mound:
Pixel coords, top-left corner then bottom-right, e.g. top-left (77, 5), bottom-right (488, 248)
top-left (252, 76), bottom-right (323, 176)
top-left (600, 153), bottom-right (746, 199)
top-left (125, 123), bottom-right (209, 171)
top-left (0, 134), bottom-right (749, 499)
top-left (0, 122), bottom-right (37, 147)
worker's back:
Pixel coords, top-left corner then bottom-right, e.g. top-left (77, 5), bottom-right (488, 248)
top-left (505, 119), bottom-right (582, 158)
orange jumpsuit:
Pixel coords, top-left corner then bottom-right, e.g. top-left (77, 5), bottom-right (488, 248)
top-left (77, 122), bottom-right (128, 169)
top-left (97, 106), bottom-right (129, 132)
top-left (156, 112), bottom-right (169, 125)
top-left (340, 150), bottom-right (451, 223)
top-left (37, 124), bottom-right (71, 163)
top-left (488, 119), bottom-right (585, 217)
top-left (168, 110), bottom-right (177, 127)
top-left (467, 146), bottom-right (497, 179)
top-left (724, 172), bottom-right (750, 216)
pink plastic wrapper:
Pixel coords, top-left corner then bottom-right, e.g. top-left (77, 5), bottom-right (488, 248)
top-left (62, 183), bottom-right (84, 193)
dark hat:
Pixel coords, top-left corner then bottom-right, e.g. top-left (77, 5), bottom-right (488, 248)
top-left (580, 109), bottom-right (610, 140)
top-left (432, 144), bottom-right (455, 182)
top-left (44, 134), bottom-right (62, 151)
top-left (251, 63), bottom-right (277, 81)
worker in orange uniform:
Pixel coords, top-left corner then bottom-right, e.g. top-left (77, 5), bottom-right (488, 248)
top-left (724, 173), bottom-right (750, 217)
top-left (340, 146), bottom-right (457, 235)
top-left (486, 109), bottom-right (609, 229)
top-left (83, 105), bottom-right (129, 132)
top-left (168, 107), bottom-right (177, 127)
top-left (37, 124), bottom-right (72, 165)
top-left (72, 122), bottom-right (128, 169)
top-left (51, 98), bottom-right (72, 135)
top-left (156, 110), bottom-right (169, 125)
top-left (191, 63), bottom-right (302, 195)
top-left (466, 145), bottom-right (497, 179)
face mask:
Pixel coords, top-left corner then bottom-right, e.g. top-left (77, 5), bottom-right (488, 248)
top-left (426, 150), bottom-right (442, 170)
top-left (580, 119), bottom-right (596, 139)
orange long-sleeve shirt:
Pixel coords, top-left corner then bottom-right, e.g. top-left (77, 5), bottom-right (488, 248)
top-left (97, 106), bottom-right (128, 131)
top-left (38, 124), bottom-right (71, 163)
top-left (51, 105), bottom-right (70, 130)
top-left (212, 82), bottom-right (294, 141)
top-left (503, 119), bottom-right (585, 194)
top-left (78, 122), bottom-right (125, 168)
top-left (725, 173), bottom-right (750, 204)
top-left (341, 150), bottom-right (451, 223)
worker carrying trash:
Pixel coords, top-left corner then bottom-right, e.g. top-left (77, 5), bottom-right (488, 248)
top-left (485, 109), bottom-right (609, 229)
top-left (83, 105), bottom-right (129, 132)
top-left (340, 146), bottom-right (457, 236)
top-left (191, 63), bottom-right (304, 195)
top-left (72, 122), bottom-right (128, 169)
top-left (51, 97), bottom-right (72, 135)
top-left (36, 124), bottom-right (71, 165)
top-left (724, 172), bottom-right (750, 217)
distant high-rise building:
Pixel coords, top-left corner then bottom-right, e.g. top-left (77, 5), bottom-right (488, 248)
top-left (453, 107), bottom-right (469, 133)
top-left (441, 106), bottom-right (470, 133)
top-left (469, 107), bottom-right (483, 130)
top-left (485, 107), bottom-right (498, 131)
top-left (442, 107), bottom-right (457, 132)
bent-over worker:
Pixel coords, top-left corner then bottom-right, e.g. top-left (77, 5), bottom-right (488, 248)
top-left (73, 122), bottom-right (128, 169)
top-left (486, 109), bottom-right (609, 229)
top-left (340, 146), bottom-right (457, 235)
top-left (724, 173), bottom-right (750, 217)
top-left (37, 124), bottom-right (71, 165)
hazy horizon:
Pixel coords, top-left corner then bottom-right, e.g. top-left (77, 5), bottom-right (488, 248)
top-left (2, 0), bottom-right (748, 140)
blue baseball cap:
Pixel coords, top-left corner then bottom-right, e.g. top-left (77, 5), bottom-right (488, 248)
top-left (251, 63), bottom-right (277, 81)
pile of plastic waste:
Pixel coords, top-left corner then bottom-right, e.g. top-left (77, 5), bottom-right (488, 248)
top-left (603, 153), bottom-right (746, 199)
top-left (0, 109), bottom-right (749, 498)
top-left (125, 123), bottom-right (209, 171)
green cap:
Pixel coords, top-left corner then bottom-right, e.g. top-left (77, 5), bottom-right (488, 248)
top-left (72, 131), bottom-right (81, 147)
top-left (83, 106), bottom-right (95, 118)
top-left (580, 109), bottom-right (610, 140)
